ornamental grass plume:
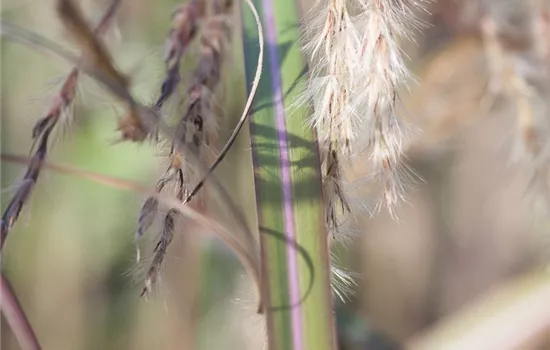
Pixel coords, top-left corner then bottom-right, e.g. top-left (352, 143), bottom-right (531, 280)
top-left (302, 0), bottom-right (425, 235)
top-left (481, 0), bottom-right (550, 206)
top-left (301, 0), bottom-right (358, 238)
top-left (354, 0), bottom-right (425, 214)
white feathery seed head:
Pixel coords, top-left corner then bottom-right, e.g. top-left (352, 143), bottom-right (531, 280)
top-left (302, 0), bottom-right (424, 232)
top-left (302, 0), bottom-right (362, 155)
top-left (354, 0), bottom-right (423, 215)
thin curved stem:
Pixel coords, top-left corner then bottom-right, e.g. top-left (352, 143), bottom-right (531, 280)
top-left (0, 274), bottom-right (41, 350)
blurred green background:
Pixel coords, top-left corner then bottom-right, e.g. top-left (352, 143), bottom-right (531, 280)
top-left (2, 0), bottom-right (550, 349)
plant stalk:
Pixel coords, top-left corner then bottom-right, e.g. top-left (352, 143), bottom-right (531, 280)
top-left (241, 0), bottom-right (337, 349)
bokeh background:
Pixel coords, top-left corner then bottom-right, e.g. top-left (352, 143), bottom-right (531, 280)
top-left (2, 0), bottom-right (550, 349)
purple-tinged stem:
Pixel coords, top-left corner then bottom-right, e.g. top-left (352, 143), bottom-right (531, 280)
top-left (0, 274), bottom-right (41, 350)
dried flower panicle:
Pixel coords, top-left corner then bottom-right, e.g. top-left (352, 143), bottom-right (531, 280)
top-left (355, 0), bottom-right (423, 214)
top-left (481, 1), bottom-right (550, 206)
top-left (1, 1), bottom-right (267, 334)
top-left (1, 0), bottom-right (121, 248)
top-left (302, 0), bottom-right (423, 237)
top-left (136, 0), bottom-right (234, 296)
top-left (155, 0), bottom-right (205, 110)
top-left (54, 0), bottom-right (161, 143)
top-left (302, 0), bottom-right (361, 154)
top-left (300, 0), bottom-right (424, 302)
top-left (301, 0), bottom-right (358, 240)
top-left (0, 0), bottom-right (217, 282)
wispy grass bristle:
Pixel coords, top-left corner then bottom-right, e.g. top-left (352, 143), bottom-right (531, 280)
top-left (330, 264), bottom-right (358, 302)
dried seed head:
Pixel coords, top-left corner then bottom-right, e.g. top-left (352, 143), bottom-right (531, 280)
top-left (481, 2), bottom-right (550, 207)
top-left (354, 0), bottom-right (423, 214)
top-left (141, 208), bottom-right (176, 297)
top-left (302, 0), bottom-right (423, 231)
top-left (1, 0), bottom-right (121, 249)
top-left (301, 0), bottom-right (360, 236)
top-left (135, 0), bottom-right (234, 295)
top-left (156, 0), bottom-right (204, 109)
top-left (135, 197), bottom-right (159, 242)
top-left (302, 0), bottom-right (361, 155)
